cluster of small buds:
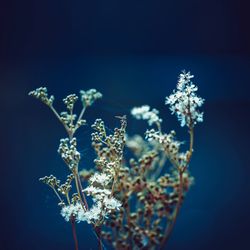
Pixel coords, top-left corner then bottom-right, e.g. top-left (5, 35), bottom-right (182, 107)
top-left (39, 175), bottom-right (60, 189)
top-left (80, 89), bottom-right (102, 107)
top-left (131, 105), bottom-right (162, 126)
top-left (91, 116), bottom-right (127, 161)
top-left (30, 87), bottom-right (102, 139)
top-left (136, 151), bottom-right (158, 174)
top-left (165, 71), bottom-right (204, 127)
top-left (71, 193), bottom-right (81, 204)
top-left (63, 94), bottom-right (78, 111)
top-left (58, 174), bottom-right (74, 196)
top-left (145, 129), bottom-right (190, 170)
top-left (28, 87), bottom-right (54, 106)
top-left (91, 118), bottom-right (106, 144)
top-left (58, 138), bottom-right (81, 172)
top-left (60, 111), bottom-right (76, 128)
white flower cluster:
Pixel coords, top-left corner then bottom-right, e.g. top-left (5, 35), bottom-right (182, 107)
top-left (165, 71), bottom-right (204, 127)
top-left (77, 202), bottom-right (105, 223)
top-left (145, 129), bottom-right (181, 155)
top-left (131, 105), bottom-right (162, 126)
top-left (61, 171), bottom-right (121, 224)
top-left (89, 172), bottom-right (111, 186)
top-left (145, 129), bottom-right (190, 167)
top-left (61, 202), bottom-right (83, 222)
top-left (61, 174), bottom-right (122, 224)
top-left (82, 172), bottom-right (122, 224)
top-left (60, 201), bottom-right (104, 224)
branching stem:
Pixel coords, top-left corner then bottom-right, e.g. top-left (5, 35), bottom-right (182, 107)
top-left (160, 171), bottom-right (183, 249)
top-left (160, 125), bottom-right (194, 249)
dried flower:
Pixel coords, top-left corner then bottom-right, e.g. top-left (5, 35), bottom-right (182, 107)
top-left (165, 71), bottom-right (204, 127)
top-left (30, 72), bottom-right (204, 250)
top-left (131, 105), bottom-right (162, 126)
top-left (61, 202), bottom-right (84, 222)
top-left (89, 173), bottom-right (111, 186)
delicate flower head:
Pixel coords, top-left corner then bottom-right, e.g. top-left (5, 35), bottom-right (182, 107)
top-left (165, 71), bottom-right (204, 127)
top-left (80, 89), bottom-right (102, 107)
top-left (61, 202), bottom-right (84, 222)
top-left (84, 186), bottom-right (111, 197)
top-left (89, 173), bottom-right (111, 186)
top-left (103, 196), bottom-right (122, 211)
top-left (63, 94), bottom-right (78, 110)
top-left (28, 87), bottom-right (54, 106)
top-left (77, 202), bottom-right (103, 224)
top-left (131, 105), bottom-right (162, 126)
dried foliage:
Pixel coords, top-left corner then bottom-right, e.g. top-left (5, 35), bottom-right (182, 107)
top-left (29, 71), bottom-right (204, 250)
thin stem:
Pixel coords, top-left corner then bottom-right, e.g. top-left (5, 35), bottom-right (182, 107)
top-left (73, 105), bottom-right (87, 134)
top-left (77, 106), bottom-right (87, 124)
top-left (50, 105), bottom-right (71, 135)
top-left (110, 175), bottom-right (117, 197)
top-left (77, 173), bottom-right (89, 210)
top-left (125, 198), bottom-right (133, 250)
top-left (70, 217), bottom-right (79, 250)
top-left (74, 174), bottom-right (87, 211)
top-left (152, 153), bottom-right (167, 180)
top-left (52, 187), bottom-right (64, 203)
top-left (160, 171), bottom-right (183, 249)
top-left (95, 227), bottom-right (103, 250)
top-left (156, 121), bottom-right (162, 134)
top-left (187, 127), bottom-right (194, 164)
top-left (70, 108), bottom-right (74, 128)
top-left (160, 126), bottom-right (194, 248)
top-left (66, 193), bottom-right (71, 205)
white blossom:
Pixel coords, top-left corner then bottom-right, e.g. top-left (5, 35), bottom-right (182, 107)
top-left (61, 202), bottom-right (84, 222)
top-left (89, 173), bottom-right (111, 186)
top-left (83, 186), bottom-right (111, 197)
top-left (131, 105), bottom-right (162, 126)
top-left (165, 71), bottom-right (204, 127)
top-left (103, 196), bottom-right (122, 211)
top-left (77, 202), bottom-right (105, 224)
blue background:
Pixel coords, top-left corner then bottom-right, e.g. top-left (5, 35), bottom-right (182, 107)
top-left (1, 1), bottom-right (250, 249)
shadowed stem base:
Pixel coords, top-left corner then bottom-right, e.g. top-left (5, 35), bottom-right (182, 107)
top-left (70, 217), bottom-right (79, 250)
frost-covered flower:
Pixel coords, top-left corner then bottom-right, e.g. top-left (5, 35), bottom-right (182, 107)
top-left (103, 196), bottom-right (122, 211)
top-left (165, 71), bottom-right (204, 127)
top-left (89, 173), bottom-right (111, 186)
top-left (61, 202), bottom-right (84, 222)
top-left (77, 202), bottom-right (104, 224)
top-left (131, 105), bottom-right (162, 126)
top-left (145, 129), bottom-right (181, 156)
top-left (84, 186), bottom-right (111, 197)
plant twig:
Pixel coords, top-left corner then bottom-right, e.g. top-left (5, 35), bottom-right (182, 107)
top-left (70, 217), bottom-right (79, 250)
top-left (160, 170), bottom-right (183, 249)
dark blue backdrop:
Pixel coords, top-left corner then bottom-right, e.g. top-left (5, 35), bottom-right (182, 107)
top-left (1, 1), bottom-right (250, 250)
